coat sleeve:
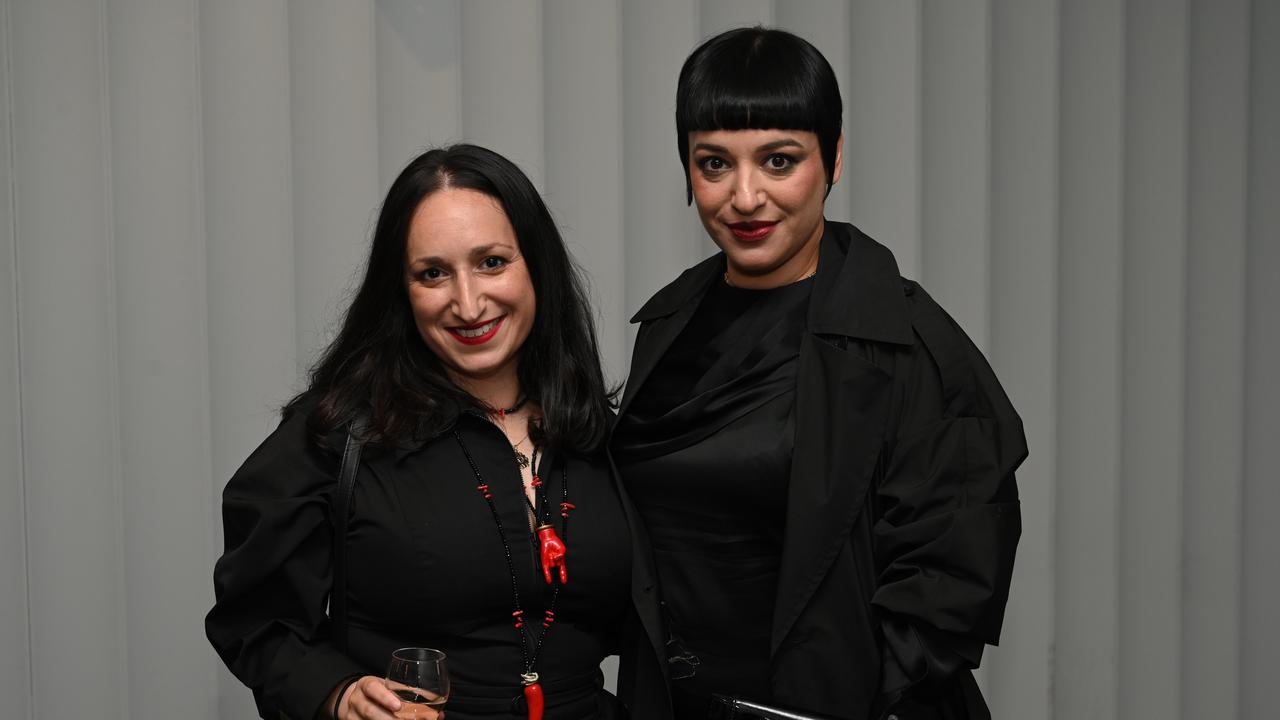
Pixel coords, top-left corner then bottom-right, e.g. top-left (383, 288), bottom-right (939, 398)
top-left (868, 289), bottom-right (1027, 716)
top-left (205, 408), bottom-right (366, 719)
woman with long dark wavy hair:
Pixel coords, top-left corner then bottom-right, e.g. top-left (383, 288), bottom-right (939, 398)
top-left (611, 27), bottom-right (1027, 720)
top-left (207, 144), bottom-right (665, 720)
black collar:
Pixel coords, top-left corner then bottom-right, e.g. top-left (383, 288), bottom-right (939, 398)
top-left (630, 220), bottom-right (914, 345)
top-left (389, 407), bottom-right (471, 463)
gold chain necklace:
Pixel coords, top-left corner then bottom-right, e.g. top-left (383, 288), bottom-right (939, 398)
top-left (511, 434), bottom-right (532, 469)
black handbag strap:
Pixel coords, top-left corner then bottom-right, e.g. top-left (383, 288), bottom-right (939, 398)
top-left (331, 424), bottom-right (363, 652)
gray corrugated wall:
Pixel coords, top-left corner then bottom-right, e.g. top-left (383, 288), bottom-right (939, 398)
top-left (1, 1), bottom-right (1275, 718)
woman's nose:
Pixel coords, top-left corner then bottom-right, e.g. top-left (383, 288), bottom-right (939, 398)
top-left (452, 275), bottom-right (485, 321)
top-left (731, 172), bottom-right (764, 214)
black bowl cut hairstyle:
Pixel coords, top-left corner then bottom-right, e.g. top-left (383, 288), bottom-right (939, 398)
top-left (295, 143), bottom-right (615, 453)
top-left (676, 26), bottom-right (843, 204)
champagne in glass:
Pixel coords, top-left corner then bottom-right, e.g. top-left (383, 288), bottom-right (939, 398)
top-left (386, 647), bottom-right (449, 719)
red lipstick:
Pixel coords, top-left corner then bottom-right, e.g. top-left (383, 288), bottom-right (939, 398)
top-left (448, 317), bottom-right (504, 346)
top-left (727, 221), bottom-right (778, 241)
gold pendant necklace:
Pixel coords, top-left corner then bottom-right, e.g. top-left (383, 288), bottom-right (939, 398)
top-left (511, 432), bottom-right (532, 469)
top-left (513, 446), bottom-right (531, 469)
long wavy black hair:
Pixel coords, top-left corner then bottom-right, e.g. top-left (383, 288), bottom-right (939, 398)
top-left (290, 144), bottom-right (615, 453)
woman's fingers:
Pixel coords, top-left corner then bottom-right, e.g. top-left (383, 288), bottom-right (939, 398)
top-left (340, 676), bottom-right (402, 719)
top-left (376, 678), bottom-right (446, 719)
top-left (365, 677), bottom-right (406, 710)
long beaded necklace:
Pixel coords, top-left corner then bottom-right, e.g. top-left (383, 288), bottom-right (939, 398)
top-left (452, 429), bottom-right (574, 720)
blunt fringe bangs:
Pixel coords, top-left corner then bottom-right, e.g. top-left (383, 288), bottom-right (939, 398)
top-left (291, 144), bottom-right (615, 455)
top-left (676, 26), bottom-right (842, 203)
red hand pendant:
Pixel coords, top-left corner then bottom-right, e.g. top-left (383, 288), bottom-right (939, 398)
top-left (536, 524), bottom-right (568, 585)
top-left (522, 675), bottom-right (544, 720)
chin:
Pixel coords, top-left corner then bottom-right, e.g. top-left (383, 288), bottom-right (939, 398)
top-left (452, 352), bottom-right (520, 383)
top-left (449, 362), bottom-right (502, 383)
top-left (726, 254), bottom-right (786, 276)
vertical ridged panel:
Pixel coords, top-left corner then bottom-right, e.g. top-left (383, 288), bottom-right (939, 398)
top-left (918, 3), bottom-right (994, 691)
top-left (920, 0), bottom-right (990, 349)
top-left (460, 0), bottom-right (544, 188)
top-left (288, 0), bottom-right (380, 370)
top-left (701, 0), bottom-right (772, 32)
top-left (847, 0), bottom-right (922, 277)
top-left (544, 0), bottom-right (627, 382)
top-left (0, 0), bottom-right (31, 716)
top-left (1182, 0), bottom-right (1250, 717)
top-left (1240, 2), bottom-right (1280, 717)
top-left (774, 0), bottom-right (852, 224)
top-left (1056, 1), bottom-right (1125, 717)
top-left (105, 1), bottom-right (215, 716)
top-left (199, 3), bottom-right (301, 715)
top-left (620, 0), bottom-right (702, 338)
top-left (985, 0), bottom-right (1057, 714)
top-left (1118, 2), bottom-right (1190, 717)
top-left (199, 0), bottom-right (296, 464)
top-left (375, 0), bottom-right (461, 189)
top-left (9, 1), bottom-right (127, 716)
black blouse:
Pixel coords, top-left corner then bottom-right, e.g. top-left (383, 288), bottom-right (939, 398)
top-left (613, 276), bottom-right (813, 713)
top-left (207, 408), bottom-right (631, 720)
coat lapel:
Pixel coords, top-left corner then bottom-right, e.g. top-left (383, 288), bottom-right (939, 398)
top-left (615, 255), bottom-right (723, 421)
top-left (770, 223), bottom-right (914, 655)
top-left (770, 334), bottom-right (892, 654)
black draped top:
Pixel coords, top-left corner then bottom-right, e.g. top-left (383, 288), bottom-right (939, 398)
top-left (613, 275), bottom-right (814, 709)
top-left (207, 408), bottom-right (631, 720)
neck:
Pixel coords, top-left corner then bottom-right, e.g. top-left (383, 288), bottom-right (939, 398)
top-left (452, 368), bottom-right (523, 413)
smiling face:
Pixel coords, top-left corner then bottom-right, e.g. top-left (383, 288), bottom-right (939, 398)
top-left (688, 128), bottom-right (842, 289)
top-left (405, 187), bottom-right (535, 387)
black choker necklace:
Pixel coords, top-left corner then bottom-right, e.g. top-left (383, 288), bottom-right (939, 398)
top-left (452, 430), bottom-right (574, 720)
top-left (495, 395), bottom-right (528, 418)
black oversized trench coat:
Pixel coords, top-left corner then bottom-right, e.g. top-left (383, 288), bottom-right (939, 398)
top-left (611, 222), bottom-right (1026, 720)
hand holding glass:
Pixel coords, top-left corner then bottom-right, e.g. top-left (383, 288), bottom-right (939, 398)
top-left (385, 647), bottom-right (449, 719)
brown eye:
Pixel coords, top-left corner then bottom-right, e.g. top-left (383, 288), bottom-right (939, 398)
top-left (481, 256), bottom-right (508, 270)
top-left (698, 156), bottom-right (728, 173)
top-left (765, 154), bottom-right (796, 171)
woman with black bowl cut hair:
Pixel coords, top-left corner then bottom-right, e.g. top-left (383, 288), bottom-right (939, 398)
top-left (612, 27), bottom-right (1026, 720)
top-left (207, 144), bottom-right (667, 720)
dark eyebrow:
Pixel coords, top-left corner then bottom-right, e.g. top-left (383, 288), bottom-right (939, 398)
top-left (407, 243), bottom-right (516, 269)
top-left (469, 243), bottom-right (517, 260)
top-left (758, 138), bottom-right (805, 152)
top-left (407, 255), bottom-right (443, 269)
top-left (690, 138), bottom-right (807, 154)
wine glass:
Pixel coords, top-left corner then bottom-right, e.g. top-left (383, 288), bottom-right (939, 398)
top-left (385, 647), bottom-right (450, 719)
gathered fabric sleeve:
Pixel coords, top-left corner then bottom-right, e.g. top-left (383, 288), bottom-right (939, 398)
top-left (205, 408), bottom-right (366, 719)
top-left (869, 289), bottom-right (1027, 717)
